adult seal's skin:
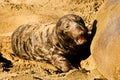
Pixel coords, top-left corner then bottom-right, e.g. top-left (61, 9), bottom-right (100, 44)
top-left (91, 0), bottom-right (120, 79)
top-left (11, 14), bottom-right (92, 72)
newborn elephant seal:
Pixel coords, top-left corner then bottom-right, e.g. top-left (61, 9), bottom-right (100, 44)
top-left (11, 14), bottom-right (92, 72)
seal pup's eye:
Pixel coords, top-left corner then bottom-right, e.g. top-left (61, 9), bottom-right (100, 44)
top-left (65, 25), bottom-right (69, 29)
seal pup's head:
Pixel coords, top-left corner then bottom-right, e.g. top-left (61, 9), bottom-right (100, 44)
top-left (56, 14), bottom-right (90, 46)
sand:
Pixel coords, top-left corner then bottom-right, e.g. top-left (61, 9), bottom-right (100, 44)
top-left (0, 0), bottom-right (107, 80)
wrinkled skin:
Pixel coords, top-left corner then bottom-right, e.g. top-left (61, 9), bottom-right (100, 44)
top-left (12, 14), bottom-right (93, 72)
top-left (91, 0), bottom-right (120, 79)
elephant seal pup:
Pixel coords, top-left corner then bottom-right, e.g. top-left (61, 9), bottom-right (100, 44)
top-left (11, 14), bottom-right (92, 72)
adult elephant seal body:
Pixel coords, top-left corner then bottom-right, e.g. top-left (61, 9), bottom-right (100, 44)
top-left (91, 0), bottom-right (120, 80)
top-left (12, 14), bottom-right (92, 72)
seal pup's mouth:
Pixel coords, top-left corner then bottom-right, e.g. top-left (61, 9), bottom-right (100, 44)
top-left (75, 34), bottom-right (87, 45)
